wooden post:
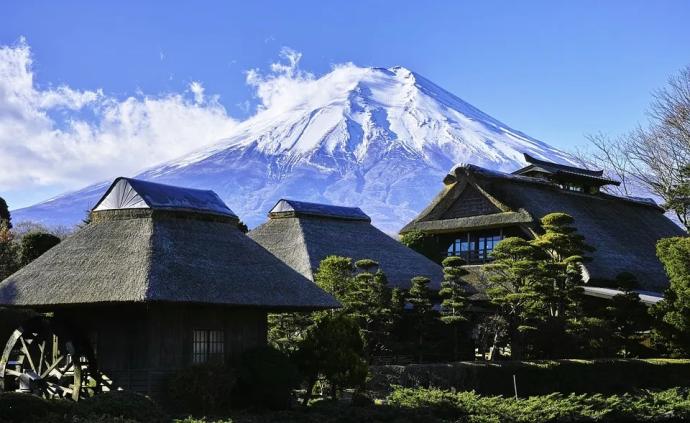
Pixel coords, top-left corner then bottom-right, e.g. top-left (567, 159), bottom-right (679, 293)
top-left (513, 374), bottom-right (518, 400)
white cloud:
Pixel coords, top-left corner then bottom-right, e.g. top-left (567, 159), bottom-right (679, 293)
top-left (189, 81), bottom-right (205, 104)
top-left (0, 39), bottom-right (237, 192)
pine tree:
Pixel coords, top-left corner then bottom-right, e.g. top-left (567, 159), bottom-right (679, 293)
top-left (439, 256), bottom-right (470, 360)
top-left (606, 272), bottom-right (649, 357)
top-left (0, 197), bottom-right (10, 229)
top-left (408, 276), bottom-right (434, 362)
top-left (19, 232), bottom-right (61, 266)
top-left (0, 222), bottom-right (18, 281)
top-left (486, 237), bottom-right (544, 359)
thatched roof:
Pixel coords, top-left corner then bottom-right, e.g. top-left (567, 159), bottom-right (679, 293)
top-left (514, 154), bottom-right (620, 187)
top-left (249, 199), bottom-right (443, 289)
top-left (0, 179), bottom-right (339, 310)
top-left (402, 164), bottom-right (686, 291)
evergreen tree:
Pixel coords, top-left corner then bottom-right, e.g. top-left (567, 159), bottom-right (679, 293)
top-left (0, 197), bottom-right (10, 229)
top-left (295, 314), bottom-right (367, 403)
top-left (439, 256), bottom-right (470, 360)
top-left (19, 232), bottom-right (61, 266)
top-left (651, 237), bottom-right (690, 355)
top-left (314, 255), bottom-right (355, 302)
top-left (0, 222), bottom-right (18, 281)
top-left (606, 273), bottom-right (649, 357)
top-left (267, 312), bottom-right (314, 353)
top-left (408, 276), bottom-right (435, 362)
top-left (486, 237), bottom-right (544, 359)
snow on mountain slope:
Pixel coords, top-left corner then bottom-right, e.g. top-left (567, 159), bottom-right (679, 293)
top-left (12, 65), bottom-right (577, 233)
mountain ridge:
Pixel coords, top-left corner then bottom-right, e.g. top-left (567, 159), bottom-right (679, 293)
top-left (12, 65), bottom-right (577, 233)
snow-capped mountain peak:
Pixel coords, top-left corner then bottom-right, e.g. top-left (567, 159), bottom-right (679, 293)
top-left (13, 64), bottom-right (576, 233)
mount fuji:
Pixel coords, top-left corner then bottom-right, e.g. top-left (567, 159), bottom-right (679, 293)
top-left (13, 65), bottom-right (577, 233)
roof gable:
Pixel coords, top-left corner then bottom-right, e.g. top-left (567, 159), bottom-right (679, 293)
top-left (440, 184), bottom-right (501, 219)
top-left (93, 177), bottom-right (237, 218)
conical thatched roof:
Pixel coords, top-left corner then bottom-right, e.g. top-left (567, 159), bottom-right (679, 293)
top-left (0, 179), bottom-right (339, 310)
top-left (249, 199), bottom-right (443, 289)
top-left (402, 164), bottom-right (686, 291)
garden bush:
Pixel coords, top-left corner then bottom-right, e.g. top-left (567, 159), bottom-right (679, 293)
top-left (72, 391), bottom-right (166, 423)
top-left (369, 358), bottom-right (690, 397)
top-left (236, 346), bottom-right (300, 410)
top-left (0, 392), bottom-right (71, 423)
top-left (387, 386), bottom-right (690, 422)
top-left (165, 363), bottom-right (237, 416)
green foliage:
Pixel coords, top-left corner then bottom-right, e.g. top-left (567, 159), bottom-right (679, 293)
top-left (236, 220), bottom-right (249, 233)
top-left (407, 276), bottom-right (435, 361)
top-left (652, 237), bottom-right (690, 355)
top-left (439, 256), bottom-right (470, 360)
top-left (485, 213), bottom-right (593, 359)
top-left (295, 314), bottom-right (368, 402)
top-left (0, 197), bottom-right (10, 229)
top-left (237, 346), bottom-right (300, 410)
top-left (73, 391), bottom-right (166, 423)
top-left (0, 392), bottom-right (72, 423)
top-left (314, 255), bottom-right (355, 301)
top-left (387, 386), bottom-right (690, 422)
top-left (267, 312), bottom-right (314, 353)
top-left (605, 273), bottom-right (650, 357)
top-left (369, 359), bottom-right (690, 398)
top-left (19, 231), bottom-right (61, 266)
top-left (165, 363), bottom-right (237, 416)
top-left (0, 222), bottom-right (18, 281)
top-left (400, 230), bottom-right (440, 263)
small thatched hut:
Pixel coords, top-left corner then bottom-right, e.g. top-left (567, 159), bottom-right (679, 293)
top-left (249, 199), bottom-right (443, 289)
top-left (0, 177), bottom-right (337, 398)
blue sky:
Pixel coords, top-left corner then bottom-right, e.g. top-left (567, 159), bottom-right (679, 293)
top-left (1, 1), bottom-right (690, 208)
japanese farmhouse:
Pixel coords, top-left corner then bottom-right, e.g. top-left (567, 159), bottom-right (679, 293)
top-left (400, 154), bottom-right (686, 294)
top-left (0, 177), bottom-right (338, 398)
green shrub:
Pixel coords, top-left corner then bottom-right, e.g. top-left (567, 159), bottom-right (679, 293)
top-left (236, 346), bottom-right (300, 410)
top-left (165, 363), bottom-right (236, 416)
top-left (72, 391), bottom-right (166, 423)
top-left (369, 359), bottom-right (690, 397)
top-left (388, 386), bottom-right (690, 422)
top-left (0, 393), bottom-right (72, 423)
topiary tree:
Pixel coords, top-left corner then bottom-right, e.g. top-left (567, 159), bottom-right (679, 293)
top-left (651, 237), bottom-right (690, 356)
top-left (295, 314), bottom-right (367, 403)
top-left (486, 236), bottom-right (544, 359)
top-left (606, 273), bottom-right (649, 357)
top-left (439, 256), bottom-right (470, 360)
top-left (408, 276), bottom-right (435, 362)
top-left (0, 197), bottom-right (10, 229)
top-left (19, 232), bottom-right (61, 267)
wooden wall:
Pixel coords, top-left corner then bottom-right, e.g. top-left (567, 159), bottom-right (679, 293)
top-left (57, 304), bottom-right (267, 397)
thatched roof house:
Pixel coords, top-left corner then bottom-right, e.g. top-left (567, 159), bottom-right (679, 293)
top-left (249, 199), bottom-right (443, 289)
top-left (0, 177), bottom-right (338, 310)
top-left (401, 155), bottom-right (686, 291)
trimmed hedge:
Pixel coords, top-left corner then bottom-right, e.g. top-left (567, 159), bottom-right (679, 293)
top-left (369, 359), bottom-right (690, 397)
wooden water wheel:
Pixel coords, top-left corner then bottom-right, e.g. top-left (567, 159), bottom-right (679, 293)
top-left (0, 316), bottom-right (111, 401)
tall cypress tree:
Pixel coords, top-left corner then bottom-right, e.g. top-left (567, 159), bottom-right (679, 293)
top-left (439, 256), bottom-right (470, 360)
